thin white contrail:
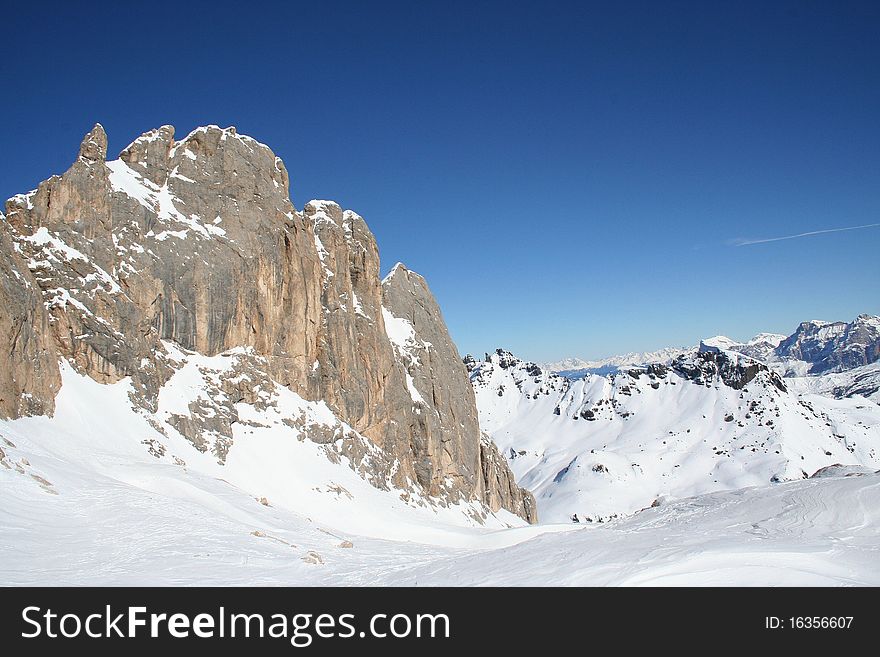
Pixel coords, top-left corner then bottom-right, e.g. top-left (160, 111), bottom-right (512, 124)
top-left (732, 222), bottom-right (880, 246)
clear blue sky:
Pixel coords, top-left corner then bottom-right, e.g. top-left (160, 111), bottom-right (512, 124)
top-left (3, 1), bottom-right (878, 361)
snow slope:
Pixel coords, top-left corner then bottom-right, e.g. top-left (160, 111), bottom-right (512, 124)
top-left (470, 349), bottom-right (880, 523)
top-left (2, 375), bottom-right (877, 586)
top-left (0, 357), bottom-right (525, 554)
top-left (387, 472), bottom-right (880, 586)
top-left (2, 342), bottom-right (879, 585)
top-left (787, 362), bottom-right (880, 403)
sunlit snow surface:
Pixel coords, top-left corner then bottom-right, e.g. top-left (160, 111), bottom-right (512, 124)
top-left (1, 362), bottom-right (879, 585)
top-left (471, 351), bottom-right (880, 523)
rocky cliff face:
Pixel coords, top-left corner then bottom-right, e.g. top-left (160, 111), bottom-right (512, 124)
top-left (382, 265), bottom-right (537, 521)
top-left (776, 315), bottom-right (880, 374)
top-left (0, 226), bottom-right (60, 417)
top-left (0, 123), bottom-right (535, 523)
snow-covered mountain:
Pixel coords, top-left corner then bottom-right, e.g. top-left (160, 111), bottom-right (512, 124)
top-left (469, 348), bottom-right (880, 523)
top-left (698, 316), bottom-right (880, 378)
top-left (775, 314), bottom-right (880, 374)
top-left (701, 333), bottom-right (788, 363)
top-left (788, 362), bottom-right (880, 404)
top-left (465, 314), bottom-right (880, 527)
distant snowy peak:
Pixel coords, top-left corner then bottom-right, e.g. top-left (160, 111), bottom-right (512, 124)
top-left (472, 345), bottom-right (784, 401)
top-left (748, 332), bottom-right (789, 346)
top-left (699, 336), bottom-right (740, 353)
top-left (736, 333), bottom-right (788, 362)
top-left (539, 356), bottom-right (590, 372)
top-left (699, 333), bottom-right (787, 362)
top-left (695, 316), bottom-right (880, 377)
top-left (544, 333), bottom-right (788, 378)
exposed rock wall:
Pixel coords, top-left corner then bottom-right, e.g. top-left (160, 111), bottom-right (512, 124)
top-left (777, 315), bottom-right (880, 374)
top-left (0, 223), bottom-right (61, 417)
top-left (381, 264), bottom-right (536, 521)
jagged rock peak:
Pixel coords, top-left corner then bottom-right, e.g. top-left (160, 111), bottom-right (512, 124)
top-left (468, 350), bottom-right (551, 387)
top-left (671, 349), bottom-right (787, 392)
top-left (78, 123), bottom-right (107, 163)
top-left (484, 348), bottom-right (535, 372)
top-left (118, 125), bottom-right (175, 174)
top-left (106, 123), bottom-right (292, 195)
top-left (381, 262), bottom-right (424, 287)
top-left (777, 313), bottom-right (880, 374)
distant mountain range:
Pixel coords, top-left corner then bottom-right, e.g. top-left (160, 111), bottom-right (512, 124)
top-left (541, 347), bottom-right (690, 376)
top-left (543, 314), bottom-right (880, 380)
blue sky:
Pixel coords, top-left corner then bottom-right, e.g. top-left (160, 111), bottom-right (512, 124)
top-left (3, 1), bottom-right (878, 361)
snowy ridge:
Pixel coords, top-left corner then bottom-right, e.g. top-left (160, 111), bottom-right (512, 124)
top-left (169, 124), bottom-right (275, 157)
top-left (381, 262), bottom-right (405, 286)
